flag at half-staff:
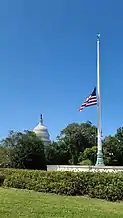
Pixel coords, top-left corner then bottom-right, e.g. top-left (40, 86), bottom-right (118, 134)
top-left (79, 87), bottom-right (97, 111)
top-left (78, 33), bottom-right (104, 166)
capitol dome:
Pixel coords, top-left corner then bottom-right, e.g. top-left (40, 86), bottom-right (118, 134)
top-left (33, 114), bottom-right (50, 146)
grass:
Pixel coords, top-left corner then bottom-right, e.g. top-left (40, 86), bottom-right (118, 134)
top-left (0, 188), bottom-right (123, 218)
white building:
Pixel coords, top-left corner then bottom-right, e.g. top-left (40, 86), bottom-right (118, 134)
top-left (33, 114), bottom-right (50, 146)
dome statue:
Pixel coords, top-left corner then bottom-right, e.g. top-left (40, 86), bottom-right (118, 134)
top-left (33, 114), bottom-right (50, 146)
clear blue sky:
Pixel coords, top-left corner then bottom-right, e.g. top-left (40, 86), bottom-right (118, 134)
top-left (0, 0), bottom-right (123, 141)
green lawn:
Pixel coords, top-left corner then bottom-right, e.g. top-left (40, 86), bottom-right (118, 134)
top-left (0, 188), bottom-right (123, 218)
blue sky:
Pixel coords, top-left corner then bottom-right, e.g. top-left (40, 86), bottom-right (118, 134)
top-left (0, 0), bottom-right (123, 141)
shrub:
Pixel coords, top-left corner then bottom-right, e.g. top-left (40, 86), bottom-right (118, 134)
top-left (79, 159), bottom-right (93, 165)
top-left (2, 169), bottom-right (123, 201)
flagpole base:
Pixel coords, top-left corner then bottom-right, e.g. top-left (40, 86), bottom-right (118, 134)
top-left (95, 151), bottom-right (104, 166)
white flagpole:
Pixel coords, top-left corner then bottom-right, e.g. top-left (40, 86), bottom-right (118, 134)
top-left (96, 33), bottom-right (104, 166)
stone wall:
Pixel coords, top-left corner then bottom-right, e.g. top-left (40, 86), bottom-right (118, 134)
top-left (47, 165), bottom-right (123, 172)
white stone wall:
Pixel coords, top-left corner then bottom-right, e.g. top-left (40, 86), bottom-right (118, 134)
top-left (47, 165), bottom-right (123, 172)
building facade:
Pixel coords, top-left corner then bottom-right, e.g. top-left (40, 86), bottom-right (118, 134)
top-left (33, 114), bottom-right (50, 146)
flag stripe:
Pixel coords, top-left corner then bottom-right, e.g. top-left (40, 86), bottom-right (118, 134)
top-left (86, 102), bottom-right (97, 107)
top-left (80, 101), bottom-right (97, 108)
top-left (79, 87), bottom-right (97, 111)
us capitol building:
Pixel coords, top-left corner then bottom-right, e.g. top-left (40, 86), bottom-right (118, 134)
top-left (32, 114), bottom-right (51, 146)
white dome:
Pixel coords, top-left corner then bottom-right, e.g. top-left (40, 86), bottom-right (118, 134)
top-left (33, 114), bottom-right (50, 145)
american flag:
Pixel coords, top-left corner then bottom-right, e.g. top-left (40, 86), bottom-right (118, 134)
top-left (79, 87), bottom-right (97, 111)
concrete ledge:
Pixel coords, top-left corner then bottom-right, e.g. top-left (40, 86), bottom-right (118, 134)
top-left (47, 165), bottom-right (123, 172)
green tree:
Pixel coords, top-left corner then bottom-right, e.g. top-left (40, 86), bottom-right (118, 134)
top-left (116, 127), bottom-right (123, 143)
top-left (78, 127), bottom-right (123, 166)
top-left (103, 136), bottom-right (118, 166)
top-left (0, 146), bottom-right (10, 167)
top-left (45, 141), bottom-right (70, 165)
top-left (1, 130), bottom-right (46, 170)
top-left (115, 127), bottom-right (123, 165)
top-left (103, 128), bottom-right (123, 166)
top-left (79, 146), bottom-right (97, 165)
top-left (57, 121), bottom-right (97, 164)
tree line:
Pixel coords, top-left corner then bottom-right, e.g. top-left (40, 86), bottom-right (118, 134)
top-left (0, 121), bottom-right (123, 169)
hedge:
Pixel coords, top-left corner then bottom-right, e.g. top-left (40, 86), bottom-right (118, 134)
top-left (1, 169), bottom-right (123, 201)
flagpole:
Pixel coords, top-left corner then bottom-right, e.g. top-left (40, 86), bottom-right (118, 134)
top-left (96, 33), bottom-right (104, 166)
